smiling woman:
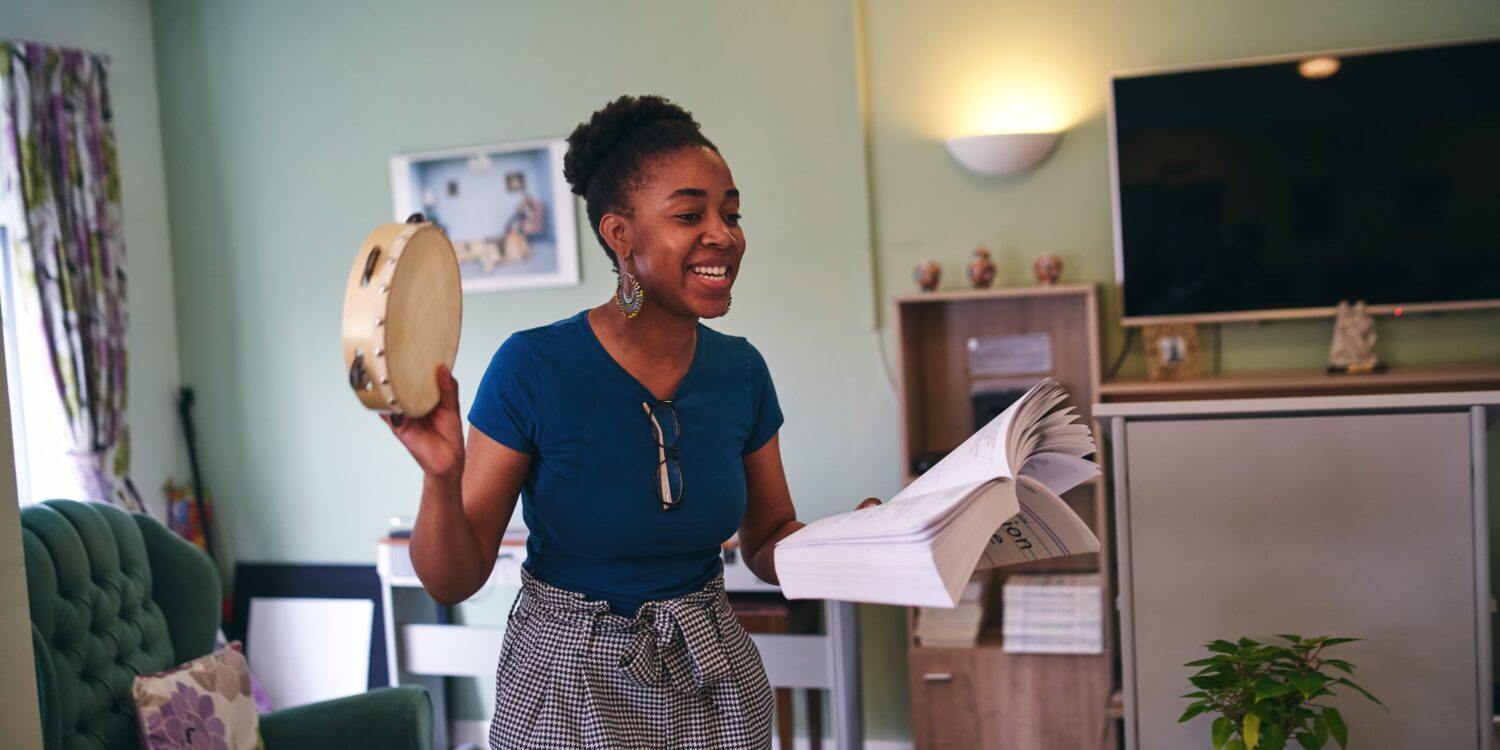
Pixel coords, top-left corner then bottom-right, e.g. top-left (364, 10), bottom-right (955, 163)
top-left (565, 95), bottom-right (744, 323)
top-left (381, 95), bottom-right (875, 750)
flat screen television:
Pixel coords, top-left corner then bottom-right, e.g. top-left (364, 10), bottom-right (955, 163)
top-left (1110, 38), bottom-right (1500, 325)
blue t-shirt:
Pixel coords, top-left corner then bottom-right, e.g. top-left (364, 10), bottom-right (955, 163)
top-left (467, 310), bottom-right (784, 615)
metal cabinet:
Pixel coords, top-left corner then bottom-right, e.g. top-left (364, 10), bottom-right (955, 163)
top-left (1097, 392), bottom-right (1499, 750)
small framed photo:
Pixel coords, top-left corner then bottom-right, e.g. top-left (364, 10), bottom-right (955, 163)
top-left (391, 139), bottom-right (579, 292)
top-left (1142, 323), bottom-right (1202, 381)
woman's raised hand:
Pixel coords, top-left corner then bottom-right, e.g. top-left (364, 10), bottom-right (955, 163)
top-left (384, 365), bottom-right (466, 482)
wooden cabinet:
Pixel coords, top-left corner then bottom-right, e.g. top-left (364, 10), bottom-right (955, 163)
top-left (910, 637), bottom-right (1112, 749)
top-left (908, 649), bottom-right (987, 749)
top-left (894, 285), bottom-right (1116, 749)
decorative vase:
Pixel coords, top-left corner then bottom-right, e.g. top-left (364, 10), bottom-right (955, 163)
top-left (913, 260), bottom-right (942, 292)
top-left (1032, 253), bottom-right (1063, 285)
top-left (966, 246), bottom-right (996, 289)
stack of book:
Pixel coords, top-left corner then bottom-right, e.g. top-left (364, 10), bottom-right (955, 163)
top-left (1001, 573), bottom-right (1104, 654)
top-left (915, 578), bottom-right (988, 647)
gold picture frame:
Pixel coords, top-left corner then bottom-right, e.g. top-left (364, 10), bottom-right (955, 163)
top-left (1143, 323), bottom-right (1202, 381)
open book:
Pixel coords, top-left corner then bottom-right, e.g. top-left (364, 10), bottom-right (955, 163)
top-left (775, 379), bottom-right (1101, 608)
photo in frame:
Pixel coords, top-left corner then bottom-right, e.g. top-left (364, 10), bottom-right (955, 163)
top-left (391, 139), bottom-right (579, 292)
top-left (1142, 323), bottom-right (1202, 381)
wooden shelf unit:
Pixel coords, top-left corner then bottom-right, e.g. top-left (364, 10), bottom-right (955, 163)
top-left (895, 284), bottom-right (1115, 750)
top-left (1099, 362), bottom-right (1500, 402)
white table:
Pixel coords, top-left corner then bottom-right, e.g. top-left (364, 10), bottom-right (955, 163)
top-left (377, 540), bottom-right (863, 749)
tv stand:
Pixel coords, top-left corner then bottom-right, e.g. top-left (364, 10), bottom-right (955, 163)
top-left (1099, 361), bottom-right (1500, 402)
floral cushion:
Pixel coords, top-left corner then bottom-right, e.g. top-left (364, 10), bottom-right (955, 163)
top-left (133, 641), bottom-right (262, 750)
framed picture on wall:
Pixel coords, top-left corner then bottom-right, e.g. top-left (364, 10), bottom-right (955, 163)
top-left (390, 139), bottom-right (579, 292)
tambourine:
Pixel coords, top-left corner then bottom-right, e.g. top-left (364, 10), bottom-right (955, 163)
top-left (341, 214), bottom-right (461, 417)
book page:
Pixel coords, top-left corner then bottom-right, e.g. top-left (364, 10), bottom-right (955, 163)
top-left (975, 475), bottom-right (1100, 569)
top-left (1016, 404), bottom-right (1078, 460)
top-left (780, 480), bottom-right (996, 545)
top-left (1005, 381), bottom-right (1070, 467)
top-left (896, 379), bottom-right (1061, 503)
top-left (894, 411), bottom-right (1019, 503)
top-left (1018, 452), bottom-right (1101, 495)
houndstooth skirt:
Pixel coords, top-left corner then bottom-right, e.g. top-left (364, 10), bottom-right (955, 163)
top-left (488, 569), bottom-right (774, 749)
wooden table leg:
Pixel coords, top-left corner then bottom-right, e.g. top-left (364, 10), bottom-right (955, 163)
top-left (776, 688), bottom-right (795, 749)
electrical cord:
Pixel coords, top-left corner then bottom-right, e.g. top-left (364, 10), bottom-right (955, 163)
top-left (1105, 327), bottom-right (1138, 380)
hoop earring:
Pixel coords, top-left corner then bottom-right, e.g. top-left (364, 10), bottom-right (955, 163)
top-left (616, 268), bottom-right (644, 319)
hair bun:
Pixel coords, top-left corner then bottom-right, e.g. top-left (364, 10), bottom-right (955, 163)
top-left (563, 95), bottom-right (700, 196)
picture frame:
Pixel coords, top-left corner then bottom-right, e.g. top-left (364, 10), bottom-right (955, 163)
top-left (1142, 323), bottom-right (1202, 381)
top-left (391, 139), bottom-right (579, 292)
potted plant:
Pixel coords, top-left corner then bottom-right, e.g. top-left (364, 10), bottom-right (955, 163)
top-left (1179, 634), bottom-right (1383, 750)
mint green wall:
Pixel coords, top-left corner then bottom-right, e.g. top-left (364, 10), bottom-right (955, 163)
top-left (148, 0), bottom-right (910, 739)
top-left (2, 0), bottom-right (185, 519)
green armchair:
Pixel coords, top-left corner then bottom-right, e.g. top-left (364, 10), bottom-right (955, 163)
top-left (22, 499), bottom-right (433, 750)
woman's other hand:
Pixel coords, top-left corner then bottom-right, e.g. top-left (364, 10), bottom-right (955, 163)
top-left (384, 365), bottom-right (465, 483)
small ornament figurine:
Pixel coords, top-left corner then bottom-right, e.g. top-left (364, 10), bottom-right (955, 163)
top-left (966, 246), bottom-right (996, 289)
top-left (913, 260), bottom-right (942, 292)
top-left (1328, 300), bottom-right (1385, 374)
top-left (1032, 253), bottom-right (1063, 285)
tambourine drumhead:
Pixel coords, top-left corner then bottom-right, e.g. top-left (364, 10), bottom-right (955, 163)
top-left (342, 220), bottom-right (461, 417)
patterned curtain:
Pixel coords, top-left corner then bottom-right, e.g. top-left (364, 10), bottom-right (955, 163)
top-left (0, 41), bottom-right (134, 508)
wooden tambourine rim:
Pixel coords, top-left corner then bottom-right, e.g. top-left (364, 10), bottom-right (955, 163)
top-left (342, 220), bottom-right (461, 416)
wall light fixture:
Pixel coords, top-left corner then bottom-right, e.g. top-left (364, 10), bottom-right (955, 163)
top-left (946, 132), bottom-right (1061, 176)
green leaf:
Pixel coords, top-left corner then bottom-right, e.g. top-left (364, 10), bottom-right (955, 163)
top-left (1312, 715), bottom-right (1329, 746)
top-left (1182, 691), bottom-right (1211, 699)
top-left (1288, 672), bottom-right (1327, 698)
top-left (1238, 636), bottom-right (1263, 648)
top-left (1294, 731), bottom-right (1323, 750)
top-left (1213, 717), bottom-right (1234, 749)
top-left (1317, 637), bottom-right (1360, 647)
top-left (1254, 678), bottom-right (1297, 702)
top-left (1179, 704), bottom-right (1210, 723)
top-left (1186, 657), bottom-right (1225, 667)
top-left (1261, 723), bottom-right (1287, 750)
top-left (1322, 707), bottom-right (1348, 749)
top-left (1319, 659), bottom-right (1355, 675)
top-left (1276, 633), bottom-right (1303, 643)
top-left (1194, 663), bottom-right (1237, 676)
top-left (1334, 677), bottom-right (1384, 707)
top-left (1245, 703), bottom-right (1273, 724)
top-left (1227, 741), bottom-right (1247, 750)
top-left (1209, 639), bottom-right (1240, 654)
top-left (1243, 713), bottom-right (1261, 749)
top-left (1191, 673), bottom-right (1231, 690)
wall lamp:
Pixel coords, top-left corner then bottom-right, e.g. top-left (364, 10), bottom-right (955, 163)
top-left (946, 132), bottom-right (1061, 176)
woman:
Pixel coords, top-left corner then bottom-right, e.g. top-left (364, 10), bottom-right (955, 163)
top-left (387, 95), bottom-right (875, 750)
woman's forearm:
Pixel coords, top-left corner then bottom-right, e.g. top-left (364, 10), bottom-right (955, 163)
top-left (747, 519), bottom-right (804, 585)
top-left (747, 498), bottom-right (880, 585)
top-left (408, 472), bottom-right (489, 606)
